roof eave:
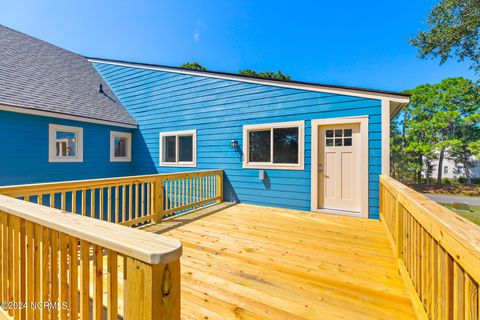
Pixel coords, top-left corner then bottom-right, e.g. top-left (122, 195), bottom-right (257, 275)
top-left (88, 57), bottom-right (411, 103)
top-left (0, 103), bottom-right (138, 129)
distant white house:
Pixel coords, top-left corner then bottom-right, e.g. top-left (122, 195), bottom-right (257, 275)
top-left (429, 152), bottom-right (480, 180)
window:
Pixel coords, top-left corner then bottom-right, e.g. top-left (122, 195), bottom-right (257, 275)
top-left (49, 124), bottom-right (83, 162)
top-left (325, 129), bottom-right (352, 147)
top-left (160, 130), bottom-right (196, 167)
top-left (243, 121), bottom-right (304, 170)
top-left (444, 166), bottom-right (449, 174)
top-left (110, 131), bottom-right (131, 162)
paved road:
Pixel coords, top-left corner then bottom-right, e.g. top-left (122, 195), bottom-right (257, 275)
top-left (424, 194), bottom-right (480, 206)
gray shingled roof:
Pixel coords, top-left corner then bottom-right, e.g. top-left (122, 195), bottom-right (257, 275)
top-left (0, 25), bottom-right (136, 126)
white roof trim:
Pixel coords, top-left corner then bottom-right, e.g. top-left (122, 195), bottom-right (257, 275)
top-left (89, 58), bottom-right (410, 103)
top-left (0, 103), bottom-right (137, 129)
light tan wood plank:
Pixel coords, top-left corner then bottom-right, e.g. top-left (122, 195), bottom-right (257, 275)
top-left (59, 233), bottom-right (68, 320)
top-left (50, 229), bottom-right (59, 320)
top-left (107, 250), bottom-right (118, 320)
top-left (80, 241), bottom-right (90, 320)
top-left (92, 245), bottom-right (103, 320)
top-left (69, 236), bottom-right (78, 320)
top-left (453, 262), bottom-right (465, 320)
top-left (465, 274), bottom-right (478, 320)
top-left (142, 203), bottom-right (417, 320)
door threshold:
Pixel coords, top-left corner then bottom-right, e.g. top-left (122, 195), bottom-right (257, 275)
top-left (312, 208), bottom-right (362, 217)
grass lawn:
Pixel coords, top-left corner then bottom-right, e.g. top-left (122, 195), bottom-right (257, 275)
top-left (440, 203), bottom-right (480, 226)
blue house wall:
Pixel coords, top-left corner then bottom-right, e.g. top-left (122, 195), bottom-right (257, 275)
top-left (93, 63), bottom-right (383, 219)
top-left (0, 110), bottom-right (133, 186)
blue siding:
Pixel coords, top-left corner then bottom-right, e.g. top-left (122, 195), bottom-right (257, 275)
top-left (0, 110), bottom-right (133, 185)
top-left (94, 63), bottom-right (383, 219)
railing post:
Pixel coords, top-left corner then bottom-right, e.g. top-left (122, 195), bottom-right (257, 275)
top-left (379, 182), bottom-right (384, 219)
top-left (125, 257), bottom-right (181, 320)
top-left (154, 177), bottom-right (164, 223)
top-left (396, 197), bottom-right (404, 259)
top-left (217, 171), bottom-right (223, 202)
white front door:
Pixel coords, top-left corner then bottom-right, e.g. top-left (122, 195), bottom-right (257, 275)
top-left (318, 124), bottom-right (361, 213)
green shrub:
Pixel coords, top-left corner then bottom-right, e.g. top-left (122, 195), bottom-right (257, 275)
top-left (443, 177), bottom-right (452, 185)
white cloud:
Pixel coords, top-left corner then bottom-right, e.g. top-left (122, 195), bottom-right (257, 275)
top-left (193, 20), bottom-right (206, 44)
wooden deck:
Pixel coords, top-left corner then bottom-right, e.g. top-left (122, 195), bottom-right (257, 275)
top-left (141, 202), bottom-right (417, 319)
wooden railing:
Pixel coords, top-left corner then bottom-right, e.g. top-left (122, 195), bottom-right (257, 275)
top-left (161, 170), bottom-right (223, 219)
top-left (380, 175), bottom-right (480, 320)
top-left (0, 194), bottom-right (182, 319)
top-left (0, 170), bottom-right (223, 227)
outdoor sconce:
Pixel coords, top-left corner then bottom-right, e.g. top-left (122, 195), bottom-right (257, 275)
top-left (230, 139), bottom-right (238, 148)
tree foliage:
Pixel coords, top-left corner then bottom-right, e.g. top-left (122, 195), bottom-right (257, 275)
top-left (178, 63), bottom-right (292, 81)
top-left (391, 77), bottom-right (480, 184)
top-left (179, 62), bottom-right (206, 71)
top-left (238, 69), bottom-right (291, 80)
top-left (179, 62), bottom-right (291, 80)
top-left (410, 0), bottom-right (480, 73)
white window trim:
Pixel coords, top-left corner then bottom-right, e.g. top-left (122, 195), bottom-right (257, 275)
top-left (48, 124), bottom-right (83, 163)
top-left (110, 131), bottom-right (132, 162)
top-left (242, 120), bottom-right (305, 170)
top-left (159, 129), bottom-right (197, 167)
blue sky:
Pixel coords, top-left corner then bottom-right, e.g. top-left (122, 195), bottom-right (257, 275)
top-left (0, 0), bottom-right (477, 92)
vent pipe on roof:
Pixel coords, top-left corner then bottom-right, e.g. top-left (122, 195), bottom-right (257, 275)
top-left (99, 84), bottom-right (104, 94)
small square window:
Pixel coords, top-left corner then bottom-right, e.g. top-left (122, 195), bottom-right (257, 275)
top-left (335, 130), bottom-right (343, 137)
top-left (49, 124), bottom-right (83, 162)
top-left (335, 139), bottom-right (343, 146)
top-left (326, 130), bottom-right (334, 138)
top-left (344, 129), bottom-right (352, 137)
top-left (326, 139), bottom-right (334, 146)
top-left (56, 131), bottom-right (77, 157)
top-left (114, 137), bottom-right (127, 157)
top-left (160, 130), bottom-right (197, 167)
top-left (344, 138), bottom-right (352, 146)
top-left (110, 131), bottom-right (131, 162)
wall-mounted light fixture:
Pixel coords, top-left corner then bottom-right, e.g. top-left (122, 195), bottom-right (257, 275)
top-left (230, 139), bottom-right (238, 149)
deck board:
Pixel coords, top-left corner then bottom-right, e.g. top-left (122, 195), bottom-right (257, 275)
top-left (141, 203), bottom-right (417, 319)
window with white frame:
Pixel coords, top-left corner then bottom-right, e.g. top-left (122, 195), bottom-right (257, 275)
top-left (243, 121), bottom-right (304, 170)
top-left (160, 130), bottom-right (196, 167)
top-left (110, 131), bottom-right (131, 162)
top-left (48, 124), bottom-right (83, 162)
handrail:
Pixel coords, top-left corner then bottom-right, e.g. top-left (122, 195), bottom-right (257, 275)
top-left (0, 194), bottom-right (182, 319)
top-left (0, 195), bottom-right (182, 264)
top-left (380, 175), bottom-right (480, 320)
top-left (0, 169), bottom-right (224, 226)
top-left (0, 169), bottom-right (223, 196)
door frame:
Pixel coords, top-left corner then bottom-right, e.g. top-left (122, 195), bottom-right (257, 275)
top-left (311, 116), bottom-right (369, 218)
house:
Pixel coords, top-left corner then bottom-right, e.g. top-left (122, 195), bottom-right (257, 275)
top-left (428, 152), bottom-right (480, 180)
top-left (0, 24), bottom-right (410, 219)
top-left (3, 24), bottom-right (480, 320)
